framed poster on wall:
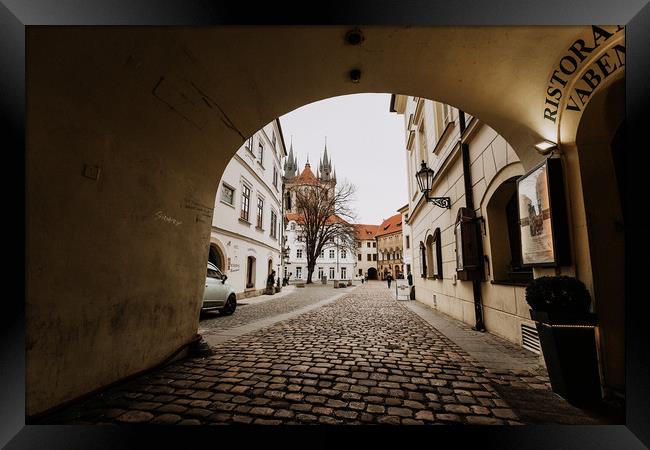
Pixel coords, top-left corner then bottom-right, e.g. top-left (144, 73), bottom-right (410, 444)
top-left (517, 157), bottom-right (571, 267)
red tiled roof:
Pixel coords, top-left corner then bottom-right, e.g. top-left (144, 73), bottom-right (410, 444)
top-left (284, 212), bottom-right (349, 226)
top-left (293, 163), bottom-right (319, 184)
top-left (375, 213), bottom-right (403, 237)
top-left (354, 224), bottom-right (380, 241)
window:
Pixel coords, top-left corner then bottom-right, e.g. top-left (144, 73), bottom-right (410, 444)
top-left (290, 222), bottom-right (296, 231)
top-left (341, 267), bottom-right (347, 279)
top-left (270, 210), bottom-right (277, 238)
top-left (296, 249), bottom-right (303, 258)
top-left (373, 242), bottom-right (376, 248)
top-left (443, 104), bottom-right (453, 126)
top-left (367, 242), bottom-right (371, 248)
top-left (320, 250), bottom-right (325, 258)
top-left (420, 242), bottom-right (427, 278)
top-left (406, 235), bottom-right (410, 249)
top-left (246, 136), bottom-right (254, 152)
top-left (426, 228), bottom-right (443, 279)
top-left (246, 256), bottom-right (256, 288)
top-left (258, 141), bottom-right (264, 165)
top-left (418, 123), bottom-right (427, 164)
top-left (486, 178), bottom-right (533, 284)
top-left (285, 192), bottom-right (292, 210)
top-left (329, 249), bottom-right (335, 258)
top-left (372, 254), bottom-right (377, 261)
top-left (358, 269), bottom-right (363, 276)
top-left (341, 250), bottom-right (347, 259)
top-left (367, 254), bottom-right (371, 261)
top-left (221, 184), bottom-right (234, 205)
top-left (273, 166), bottom-right (278, 189)
top-left (318, 267), bottom-right (323, 279)
top-left (240, 184), bottom-right (251, 221)
top-left (358, 254), bottom-right (362, 261)
top-left (296, 267), bottom-right (302, 278)
top-left (329, 267), bottom-right (335, 279)
top-left (256, 197), bottom-right (264, 228)
top-left (272, 131), bottom-right (277, 149)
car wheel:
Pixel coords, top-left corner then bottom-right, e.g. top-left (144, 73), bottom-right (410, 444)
top-left (220, 294), bottom-right (237, 316)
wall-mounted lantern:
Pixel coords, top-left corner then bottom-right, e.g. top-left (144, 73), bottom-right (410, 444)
top-left (415, 161), bottom-right (451, 208)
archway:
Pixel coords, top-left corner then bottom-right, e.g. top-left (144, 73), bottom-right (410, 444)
top-left (25, 25), bottom-right (625, 416)
top-left (208, 243), bottom-right (225, 271)
top-left (367, 267), bottom-right (377, 280)
top-left (574, 77), bottom-right (625, 397)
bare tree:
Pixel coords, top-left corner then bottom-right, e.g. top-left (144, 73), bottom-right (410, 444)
top-left (292, 181), bottom-right (358, 284)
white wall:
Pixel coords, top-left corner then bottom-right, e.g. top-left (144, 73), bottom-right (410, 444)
top-left (356, 238), bottom-right (377, 277)
top-left (284, 222), bottom-right (356, 281)
top-left (211, 122), bottom-right (285, 295)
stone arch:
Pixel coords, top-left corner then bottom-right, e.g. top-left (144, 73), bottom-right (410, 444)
top-left (208, 238), bottom-right (227, 272)
top-left (573, 76), bottom-right (625, 395)
top-left (26, 25), bottom-right (629, 416)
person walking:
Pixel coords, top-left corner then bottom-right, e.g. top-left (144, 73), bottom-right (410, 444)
top-left (386, 273), bottom-right (393, 288)
top-left (407, 271), bottom-right (413, 287)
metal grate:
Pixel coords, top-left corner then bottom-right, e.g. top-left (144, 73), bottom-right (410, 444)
top-left (521, 323), bottom-right (541, 354)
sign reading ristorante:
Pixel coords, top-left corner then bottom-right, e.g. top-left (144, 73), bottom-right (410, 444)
top-left (543, 25), bottom-right (625, 124)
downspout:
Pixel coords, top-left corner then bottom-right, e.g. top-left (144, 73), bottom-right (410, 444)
top-left (459, 111), bottom-right (486, 332)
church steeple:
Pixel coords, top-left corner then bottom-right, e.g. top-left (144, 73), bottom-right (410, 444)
top-left (319, 138), bottom-right (333, 182)
top-left (283, 140), bottom-right (298, 179)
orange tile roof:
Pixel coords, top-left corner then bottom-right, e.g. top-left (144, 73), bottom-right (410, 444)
top-left (293, 163), bottom-right (319, 184)
top-left (284, 212), bottom-right (350, 226)
top-left (375, 213), bottom-right (403, 237)
top-left (354, 224), bottom-right (380, 240)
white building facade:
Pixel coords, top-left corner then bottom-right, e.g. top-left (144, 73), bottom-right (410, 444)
top-left (355, 224), bottom-right (379, 280)
top-left (283, 147), bottom-right (356, 283)
top-left (392, 95), bottom-right (539, 352)
top-left (209, 120), bottom-right (287, 298)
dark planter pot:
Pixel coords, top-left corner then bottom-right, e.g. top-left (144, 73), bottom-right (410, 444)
top-left (530, 309), bottom-right (601, 405)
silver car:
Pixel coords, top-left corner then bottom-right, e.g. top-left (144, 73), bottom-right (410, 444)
top-left (202, 262), bottom-right (237, 315)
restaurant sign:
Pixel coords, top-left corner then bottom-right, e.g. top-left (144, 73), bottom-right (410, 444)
top-left (543, 25), bottom-right (624, 124)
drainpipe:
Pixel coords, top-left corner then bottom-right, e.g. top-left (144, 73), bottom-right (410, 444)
top-left (459, 110), bottom-right (486, 332)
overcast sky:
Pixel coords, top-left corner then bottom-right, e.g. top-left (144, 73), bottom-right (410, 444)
top-left (279, 94), bottom-right (407, 225)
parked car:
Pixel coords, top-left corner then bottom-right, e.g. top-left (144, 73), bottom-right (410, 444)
top-left (202, 262), bottom-right (237, 315)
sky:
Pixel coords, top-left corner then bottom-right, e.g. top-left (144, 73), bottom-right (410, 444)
top-left (279, 93), bottom-right (407, 225)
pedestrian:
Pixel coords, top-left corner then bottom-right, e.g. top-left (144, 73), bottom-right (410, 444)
top-left (387, 273), bottom-right (393, 288)
top-left (407, 271), bottom-right (413, 287)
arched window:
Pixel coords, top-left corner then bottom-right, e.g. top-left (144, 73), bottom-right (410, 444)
top-left (419, 242), bottom-right (427, 278)
top-left (208, 244), bottom-right (225, 271)
top-left (246, 256), bottom-right (256, 289)
top-left (427, 228), bottom-right (443, 279)
top-left (486, 177), bottom-right (533, 284)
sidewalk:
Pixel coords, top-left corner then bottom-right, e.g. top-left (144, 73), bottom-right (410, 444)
top-left (400, 298), bottom-right (619, 425)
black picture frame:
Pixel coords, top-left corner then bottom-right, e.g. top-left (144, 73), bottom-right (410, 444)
top-left (3, 1), bottom-right (649, 449)
top-left (517, 157), bottom-right (571, 267)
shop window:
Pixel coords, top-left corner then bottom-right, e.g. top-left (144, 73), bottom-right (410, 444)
top-left (486, 178), bottom-right (533, 284)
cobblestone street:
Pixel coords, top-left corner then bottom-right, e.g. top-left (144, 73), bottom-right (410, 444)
top-left (41, 282), bottom-right (603, 425)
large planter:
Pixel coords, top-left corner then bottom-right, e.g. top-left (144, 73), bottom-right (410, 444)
top-left (530, 309), bottom-right (601, 405)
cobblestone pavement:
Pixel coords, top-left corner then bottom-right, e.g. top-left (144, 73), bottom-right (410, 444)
top-left (199, 284), bottom-right (354, 333)
top-left (41, 282), bottom-right (600, 425)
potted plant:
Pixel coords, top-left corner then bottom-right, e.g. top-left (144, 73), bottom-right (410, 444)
top-left (525, 276), bottom-right (601, 405)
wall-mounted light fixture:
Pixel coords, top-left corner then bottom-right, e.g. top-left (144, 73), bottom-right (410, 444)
top-left (534, 140), bottom-right (558, 155)
top-left (415, 161), bottom-right (451, 209)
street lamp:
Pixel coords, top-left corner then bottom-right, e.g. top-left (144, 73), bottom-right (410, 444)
top-left (415, 160), bottom-right (451, 209)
